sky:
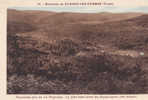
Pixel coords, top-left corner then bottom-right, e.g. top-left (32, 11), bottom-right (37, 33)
top-left (10, 6), bottom-right (148, 13)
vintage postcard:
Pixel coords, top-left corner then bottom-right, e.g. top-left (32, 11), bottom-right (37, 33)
top-left (0, 0), bottom-right (148, 100)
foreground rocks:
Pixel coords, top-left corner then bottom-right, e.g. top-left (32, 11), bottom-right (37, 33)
top-left (7, 34), bottom-right (148, 94)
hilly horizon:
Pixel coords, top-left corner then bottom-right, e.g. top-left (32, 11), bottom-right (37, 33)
top-left (7, 9), bottom-right (148, 94)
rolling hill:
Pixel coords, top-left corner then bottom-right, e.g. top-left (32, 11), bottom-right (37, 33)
top-left (7, 9), bottom-right (148, 94)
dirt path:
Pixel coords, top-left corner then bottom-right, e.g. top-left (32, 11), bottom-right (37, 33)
top-left (96, 44), bottom-right (146, 58)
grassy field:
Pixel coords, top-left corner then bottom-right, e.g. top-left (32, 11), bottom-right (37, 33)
top-left (7, 9), bottom-right (148, 94)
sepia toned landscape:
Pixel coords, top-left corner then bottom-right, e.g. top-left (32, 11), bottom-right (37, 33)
top-left (7, 9), bottom-right (148, 94)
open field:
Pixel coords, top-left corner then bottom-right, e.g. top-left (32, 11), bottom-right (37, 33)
top-left (7, 9), bottom-right (148, 94)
